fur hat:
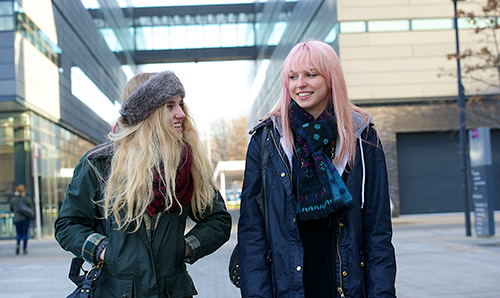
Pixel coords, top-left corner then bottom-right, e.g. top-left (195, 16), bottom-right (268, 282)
top-left (120, 70), bottom-right (185, 126)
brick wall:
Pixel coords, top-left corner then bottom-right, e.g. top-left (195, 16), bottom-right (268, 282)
top-left (361, 99), bottom-right (500, 216)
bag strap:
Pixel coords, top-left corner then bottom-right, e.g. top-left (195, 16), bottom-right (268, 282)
top-left (261, 125), bottom-right (270, 243)
top-left (68, 256), bottom-right (86, 285)
top-left (68, 217), bottom-right (110, 286)
top-left (68, 257), bottom-right (104, 287)
top-left (255, 124), bottom-right (271, 263)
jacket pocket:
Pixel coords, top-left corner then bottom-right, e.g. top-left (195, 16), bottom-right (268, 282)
top-left (95, 274), bottom-right (134, 297)
top-left (164, 272), bottom-right (198, 298)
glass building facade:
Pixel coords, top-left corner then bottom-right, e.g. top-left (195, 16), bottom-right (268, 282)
top-left (0, 0), bottom-right (125, 239)
top-left (0, 112), bottom-right (94, 239)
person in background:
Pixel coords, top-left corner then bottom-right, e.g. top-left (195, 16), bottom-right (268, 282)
top-left (10, 184), bottom-right (31, 255)
top-left (238, 40), bottom-right (396, 297)
top-left (55, 71), bottom-right (232, 298)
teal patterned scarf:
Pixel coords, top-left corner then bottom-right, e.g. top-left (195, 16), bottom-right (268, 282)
top-left (289, 100), bottom-right (354, 220)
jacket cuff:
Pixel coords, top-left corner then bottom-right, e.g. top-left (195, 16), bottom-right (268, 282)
top-left (184, 234), bottom-right (201, 264)
top-left (94, 238), bottom-right (109, 264)
top-left (82, 233), bottom-right (107, 265)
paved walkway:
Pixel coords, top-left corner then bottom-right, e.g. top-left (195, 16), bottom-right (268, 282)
top-left (1, 210), bottom-right (499, 297)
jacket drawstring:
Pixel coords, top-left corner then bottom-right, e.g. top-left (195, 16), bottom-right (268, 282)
top-left (359, 137), bottom-right (366, 209)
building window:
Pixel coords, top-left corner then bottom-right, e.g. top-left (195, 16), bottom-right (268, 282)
top-left (267, 21), bottom-right (287, 46)
top-left (0, 1), bottom-right (14, 31)
top-left (337, 17), bottom-right (490, 35)
top-left (70, 67), bottom-right (120, 125)
top-left (412, 18), bottom-right (452, 31)
top-left (368, 19), bottom-right (410, 32)
top-left (324, 23), bottom-right (339, 43)
top-left (13, 4), bottom-right (61, 65)
top-left (340, 21), bottom-right (367, 33)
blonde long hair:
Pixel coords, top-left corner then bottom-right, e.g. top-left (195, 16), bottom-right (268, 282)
top-left (268, 39), bottom-right (369, 166)
top-left (95, 73), bottom-right (214, 232)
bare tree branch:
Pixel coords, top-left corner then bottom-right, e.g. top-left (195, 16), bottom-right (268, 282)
top-left (442, 0), bottom-right (500, 127)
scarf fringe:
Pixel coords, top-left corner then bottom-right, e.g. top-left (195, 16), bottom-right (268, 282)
top-left (297, 196), bottom-right (355, 221)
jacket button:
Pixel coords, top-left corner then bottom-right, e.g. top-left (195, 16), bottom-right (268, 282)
top-left (343, 271), bottom-right (348, 276)
top-left (280, 172), bottom-right (285, 177)
top-left (296, 266), bottom-right (302, 272)
top-left (339, 222), bottom-right (344, 227)
top-left (360, 262), bottom-right (365, 267)
top-left (293, 218), bottom-right (296, 223)
top-left (122, 295), bottom-right (128, 298)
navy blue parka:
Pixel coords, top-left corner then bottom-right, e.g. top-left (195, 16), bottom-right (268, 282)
top-left (238, 114), bottom-right (396, 298)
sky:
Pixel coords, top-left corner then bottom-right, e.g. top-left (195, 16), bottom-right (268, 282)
top-left (138, 60), bottom-right (254, 135)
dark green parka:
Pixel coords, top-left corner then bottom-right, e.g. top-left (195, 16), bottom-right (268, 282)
top-left (55, 147), bottom-right (231, 298)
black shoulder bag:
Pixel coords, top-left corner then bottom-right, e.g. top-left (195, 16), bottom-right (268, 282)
top-left (229, 124), bottom-right (271, 288)
top-left (66, 218), bottom-right (111, 298)
top-left (17, 199), bottom-right (35, 219)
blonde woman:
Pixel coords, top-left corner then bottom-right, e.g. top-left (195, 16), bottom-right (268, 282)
top-left (237, 40), bottom-right (396, 297)
top-left (55, 71), bottom-right (231, 298)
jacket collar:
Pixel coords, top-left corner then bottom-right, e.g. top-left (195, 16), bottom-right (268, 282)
top-left (352, 110), bottom-right (371, 137)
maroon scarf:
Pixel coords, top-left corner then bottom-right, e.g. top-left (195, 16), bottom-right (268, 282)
top-left (147, 145), bottom-right (194, 217)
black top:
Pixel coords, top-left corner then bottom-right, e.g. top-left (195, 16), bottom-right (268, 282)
top-left (292, 155), bottom-right (335, 298)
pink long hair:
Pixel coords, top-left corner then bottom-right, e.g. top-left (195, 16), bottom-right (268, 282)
top-left (268, 39), bottom-right (369, 166)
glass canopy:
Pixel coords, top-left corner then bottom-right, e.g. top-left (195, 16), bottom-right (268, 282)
top-left (84, 1), bottom-right (295, 52)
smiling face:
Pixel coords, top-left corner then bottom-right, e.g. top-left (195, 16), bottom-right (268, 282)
top-left (287, 67), bottom-right (330, 119)
top-left (166, 96), bottom-right (186, 137)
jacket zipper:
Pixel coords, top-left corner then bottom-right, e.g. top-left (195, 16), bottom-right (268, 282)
top-left (270, 130), bottom-right (292, 184)
top-left (336, 221), bottom-right (345, 298)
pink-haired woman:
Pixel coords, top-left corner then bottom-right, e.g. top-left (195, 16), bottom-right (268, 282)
top-left (237, 40), bottom-right (396, 297)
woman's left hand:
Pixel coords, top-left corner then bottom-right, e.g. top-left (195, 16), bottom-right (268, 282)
top-left (100, 247), bottom-right (106, 261)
